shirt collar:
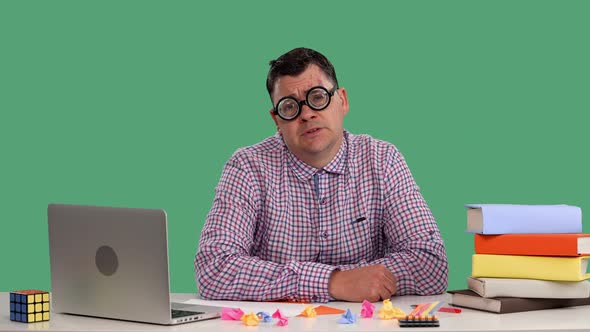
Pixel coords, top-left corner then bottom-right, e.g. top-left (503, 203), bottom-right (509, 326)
top-left (284, 131), bottom-right (349, 182)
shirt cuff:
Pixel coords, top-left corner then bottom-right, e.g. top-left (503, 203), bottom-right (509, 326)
top-left (292, 261), bottom-right (336, 303)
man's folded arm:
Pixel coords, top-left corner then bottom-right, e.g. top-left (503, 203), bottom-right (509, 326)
top-left (335, 212), bottom-right (449, 296)
top-left (377, 148), bottom-right (448, 295)
top-left (195, 218), bottom-right (336, 302)
top-left (335, 149), bottom-right (449, 296)
top-left (194, 156), bottom-right (337, 302)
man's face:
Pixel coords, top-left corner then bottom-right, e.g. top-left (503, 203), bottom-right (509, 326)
top-left (270, 64), bottom-right (349, 167)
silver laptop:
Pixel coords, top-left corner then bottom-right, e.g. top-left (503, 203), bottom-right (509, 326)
top-left (47, 204), bottom-right (221, 325)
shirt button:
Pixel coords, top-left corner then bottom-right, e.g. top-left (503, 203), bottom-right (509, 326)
top-left (320, 198), bottom-right (327, 205)
top-left (320, 231), bottom-right (329, 238)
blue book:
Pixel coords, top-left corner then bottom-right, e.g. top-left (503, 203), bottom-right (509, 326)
top-left (465, 204), bottom-right (582, 234)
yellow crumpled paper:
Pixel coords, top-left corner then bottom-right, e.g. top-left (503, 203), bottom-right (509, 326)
top-left (241, 312), bottom-right (260, 326)
top-left (378, 299), bottom-right (406, 320)
top-left (301, 306), bottom-right (317, 318)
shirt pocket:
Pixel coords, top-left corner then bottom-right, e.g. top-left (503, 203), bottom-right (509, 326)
top-left (336, 197), bottom-right (377, 264)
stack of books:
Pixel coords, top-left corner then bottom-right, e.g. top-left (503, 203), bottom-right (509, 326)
top-left (448, 204), bottom-right (590, 313)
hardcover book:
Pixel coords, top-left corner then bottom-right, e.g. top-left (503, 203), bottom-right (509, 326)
top-left (474, 233), bottom-right (590, 256)
top-left (448, 289), bottom-right (590, 314)
top-left (467, 277), bottom-right (590, 299)
top-left (465, 204), bottom-right (582, 234)
top-left (471, 254), bottom-right (590, 281)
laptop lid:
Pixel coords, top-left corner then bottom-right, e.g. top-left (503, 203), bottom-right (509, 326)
top-left (47, 204), bottom-right (218, 325)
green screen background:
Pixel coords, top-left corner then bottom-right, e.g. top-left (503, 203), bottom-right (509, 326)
top-left (1, 1), bottom-right (588, 293)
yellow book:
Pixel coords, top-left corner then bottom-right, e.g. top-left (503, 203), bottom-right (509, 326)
top-left (472, 254), bottom-right (590, 281)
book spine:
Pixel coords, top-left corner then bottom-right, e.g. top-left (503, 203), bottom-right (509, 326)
top-left (471, 254), bottom-right (589, 281)
top-left (474, 234), bottom-right (581, 256)
top-left (480, 205), bottom-right (582, 234)
top-left (468, 277), bottom-right (590, 298)
top-left (450, 289), bottom-right (590, 314)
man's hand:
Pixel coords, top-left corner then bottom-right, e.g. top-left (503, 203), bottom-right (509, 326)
top-left (328, 265), bottom-right (397, 302)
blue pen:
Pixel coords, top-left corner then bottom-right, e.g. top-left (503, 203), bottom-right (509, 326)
top-left (352, 217), bottom-right (366, 224)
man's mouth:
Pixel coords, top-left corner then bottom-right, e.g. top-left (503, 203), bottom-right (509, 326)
top-left (304, 127), bottom-right (321, 135)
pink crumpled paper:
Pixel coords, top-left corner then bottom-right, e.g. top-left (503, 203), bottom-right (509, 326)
top-left (221, 307), bottom-right (244, 320)
top-left (272, 309), bottom-right (288, 326)
top-left (361, 300), bottom-right (376, 318)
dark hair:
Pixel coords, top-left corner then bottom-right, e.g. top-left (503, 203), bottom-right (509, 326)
top-left (266, 47), bottom-right (339, 98)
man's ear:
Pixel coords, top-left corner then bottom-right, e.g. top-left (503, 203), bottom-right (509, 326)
top-left (338, 87), bottom-right (349, 116)
top-left (269, 109), bottom-right (280, 132)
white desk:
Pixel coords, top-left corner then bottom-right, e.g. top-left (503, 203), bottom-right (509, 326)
top-left (1, 293), bottom-right (589, 332)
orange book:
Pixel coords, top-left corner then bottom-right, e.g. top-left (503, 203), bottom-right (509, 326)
top-left (474, 233), bottom-right (590, 256)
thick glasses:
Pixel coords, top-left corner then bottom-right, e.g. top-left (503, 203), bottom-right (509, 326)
top-left (273, 86), bottom-right (337, 121)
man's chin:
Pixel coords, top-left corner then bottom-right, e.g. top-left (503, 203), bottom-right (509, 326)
top-left (301, 142), bottom-right (329, 155)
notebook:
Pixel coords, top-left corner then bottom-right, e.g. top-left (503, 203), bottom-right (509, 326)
top-left (47, 204), bottom-right (221, 325)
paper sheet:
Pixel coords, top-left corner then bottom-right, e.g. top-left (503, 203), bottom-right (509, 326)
top-left (182, 298), bottom-right (309, 317)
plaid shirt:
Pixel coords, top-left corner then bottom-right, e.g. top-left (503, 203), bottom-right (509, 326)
top-left (195, 131), bottom-right (448, 302)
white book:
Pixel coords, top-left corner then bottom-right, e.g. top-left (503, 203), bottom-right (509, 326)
top-left (464, 204), bottom-right (582, 234)
top-left (467, 277), bottom-right (590, 299)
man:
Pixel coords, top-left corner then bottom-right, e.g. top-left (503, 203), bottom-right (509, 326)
top-left (195, 47), bottom-right (448, 303)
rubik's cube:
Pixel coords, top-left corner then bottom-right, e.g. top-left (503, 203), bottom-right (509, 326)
top-left (9, 290), bottom-right (50, 323)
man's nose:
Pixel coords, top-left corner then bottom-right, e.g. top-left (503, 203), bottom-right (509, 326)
top-left (299, 103), bottom-right (316, 121)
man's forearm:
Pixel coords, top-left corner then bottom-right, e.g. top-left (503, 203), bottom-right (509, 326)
top-left (334, 240), bottom-right (448, 295)
top-left (371, 243), bottom-right (448, 295)
top-left (195, 238), bottom-right (337, 302)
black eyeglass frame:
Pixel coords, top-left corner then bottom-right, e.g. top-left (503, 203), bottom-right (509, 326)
top-left (273, 86), bottom-right (338, 121)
